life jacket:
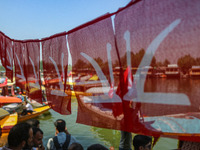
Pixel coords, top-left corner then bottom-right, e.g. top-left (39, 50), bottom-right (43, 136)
top-left (53, 134), bottom-right (71, 150)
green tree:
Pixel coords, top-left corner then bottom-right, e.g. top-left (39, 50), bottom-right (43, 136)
top-left (195, 57), bottom-right (200, 65)
top-left (73, 59), bottom-right (88, 70)
top-left (156, 61), bottom-right (163, 67)
top-left (177, 54), bottom-right (195, 74)
top-left (0, 65), bottom-right (5, 71)
top-left (150, 56), bottom-right (157, 67)
top-left (134, 49), bottom-right (145, 67)
top-left (163, 59), bottom-right (170, 67)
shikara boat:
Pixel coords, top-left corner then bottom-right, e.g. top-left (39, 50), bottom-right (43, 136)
top-left (0, 108), bottom-right (10, 120)
top-left (0, 96), bottom-right (22, 107)
top-left (2, 103), bottom-right (24, 114)
top-left (0, 112), bottom-right (18, 133)
top-left (0, 112), bottom-right (17, 147)
top-left (18, 105), bottom-right (50, 122)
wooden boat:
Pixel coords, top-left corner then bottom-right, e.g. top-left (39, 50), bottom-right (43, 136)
top-left (0, 96), bottom-right (22, 107)
top-left (18, 105), bottom-right (50, 122)
top-left (27, 99), bottom-right (44, 108)
top-left (0, 108), bottom-right (10, 120)
top-left (2, 103), bottom-right (24, 114)
top-left (0, 112), bottom-right (17, 147)
top-left (0, 112), bottom-right (18, 133)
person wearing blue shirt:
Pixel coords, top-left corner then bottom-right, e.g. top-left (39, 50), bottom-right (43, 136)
top-left (47, 119), bottom-right (78, 150)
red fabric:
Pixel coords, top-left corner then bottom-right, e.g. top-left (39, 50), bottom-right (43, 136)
top-left (13, 41), bottom-right (27, 90)
top-left (25, 41), bottom-right (43, 103)
top-left (0, 33), bottom-right (6, 72)
top-left (114, 0), bottom-right (200, 140)
top-left (42, 33), bottom-right (71, 115)
top-left (68, 17), bottom-right (123, 130)
top-left (116, 67), bottom-right (141, 132)
top-left (4, 38), bottom-right (14, 82)
top-left (0, 0), bottom-right (200, 142)
top-left (0, 33), bottom-right (14, 82)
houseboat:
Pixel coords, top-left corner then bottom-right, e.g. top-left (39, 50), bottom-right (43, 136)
top-left (189, 66), bottom-right (200, 78)
top-left (140, 66), bottom-right (154, 78)
top-left (165, 64), bottom-right (180, 78)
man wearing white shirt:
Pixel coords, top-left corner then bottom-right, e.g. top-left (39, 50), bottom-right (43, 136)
top-left (21, 101), bottom-right (33, 115)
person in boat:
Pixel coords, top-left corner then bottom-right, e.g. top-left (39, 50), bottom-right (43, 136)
top-left (47, 119), bottom-right (78, 150)
top-left (0, 123), bottom-right (33, 150)
top-left (31, 127), bottom-right (45, 150)
top-left (21, 101), bottom-right (34, 116)
top-left (15, 91), bottom-right (25, 102)
top-left (132, 135), bottom-right (152, 150)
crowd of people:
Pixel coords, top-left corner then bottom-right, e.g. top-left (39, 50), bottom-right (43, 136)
top-left (0, 118), bottom-right (154, 150)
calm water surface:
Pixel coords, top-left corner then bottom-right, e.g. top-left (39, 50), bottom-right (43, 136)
top-left (37, 77), bottom-right (200, 150)
top-left (38, 99), bottom-right (178, 150)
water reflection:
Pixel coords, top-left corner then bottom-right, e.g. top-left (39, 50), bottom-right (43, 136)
top-left (142, 78), bottom-right (200, 116)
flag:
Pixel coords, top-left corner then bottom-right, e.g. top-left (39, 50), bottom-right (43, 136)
top-left (4, 38), bottom-right (14, 82)
top-left (68, 15), bottom-right (122, 130)
top-left (42, 32), bottom-right (71, 115)
top-left (13, 41), bottom-right (27, 90)
top-left (114, 0), bottom-right (200, 140)
top-left (25, 40), bottom-right (43, 103)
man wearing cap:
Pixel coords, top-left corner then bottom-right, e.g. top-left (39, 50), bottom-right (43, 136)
top-left (47, 119), bottom-right (78, 150)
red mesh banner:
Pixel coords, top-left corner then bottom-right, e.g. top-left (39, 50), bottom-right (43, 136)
top-left (115, 0), bottom-right (200, 141)
top-left (0, 33), bottom-right (6, 72)
top-left (4, 38), bottom-right (14, 82)
top-left (13, 41), bottom-right (27, 90)
top-left (25, 40), bottom-right (43, 103)
top-left (0, 0), bottom-right (200, 142)
top-left (42, 33), bottom-right (71, 115)
top-left (68, 17), bottom-right (125, 130)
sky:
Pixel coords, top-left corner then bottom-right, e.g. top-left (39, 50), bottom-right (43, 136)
top-left (0, 0), bottom-right (130, 40)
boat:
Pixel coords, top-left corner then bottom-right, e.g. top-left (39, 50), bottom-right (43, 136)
top-left (189, 66), bottom-right (200, 78)
top-left (0, 108), bottom-right (10, 120)
top-left (0, 112), bottom-right (18, 133)
top-left (27, 99), bottom-right (44, 108)
top-left (0, 112), bottom-right (18, 147)
top-left (77, 95), bottom-right (122, 130)
top-left (2, 103), bottom-right (24, 114)
top-left (18, 105), bottom-right (50, 122)
top-left (0, 96), bottom-right (22, 107)
top-left (154, 67), bottom-right (166, 78)
top-left (165, 64), bottom-right (181, 78)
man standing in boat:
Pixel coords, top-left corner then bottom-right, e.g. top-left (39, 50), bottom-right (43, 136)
top-left (21, 101), bottom-right (34, 116)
